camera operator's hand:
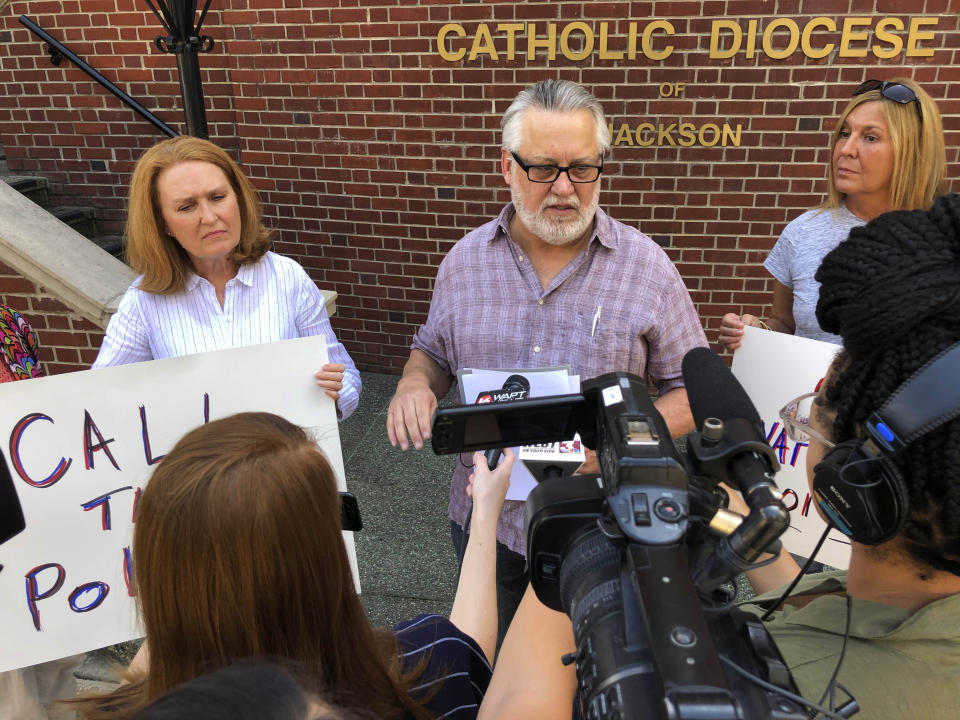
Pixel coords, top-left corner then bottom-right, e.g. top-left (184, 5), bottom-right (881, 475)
top-left (720, 482), bottom-right (750, 516)
top-left (720, 483), bottom-right (802, 593)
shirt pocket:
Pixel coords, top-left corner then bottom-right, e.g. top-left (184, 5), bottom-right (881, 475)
top-left (566, 307), bottom-right (639, 377)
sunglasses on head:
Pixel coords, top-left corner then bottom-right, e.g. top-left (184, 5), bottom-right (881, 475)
top-left (853, 79), bottom-right (922, 120)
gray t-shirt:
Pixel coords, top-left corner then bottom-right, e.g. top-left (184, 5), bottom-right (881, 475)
top-left (764, 206), bottom-right (864, 344)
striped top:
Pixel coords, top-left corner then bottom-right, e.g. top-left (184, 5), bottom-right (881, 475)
top-left (394, 614), bottom-right (492, 719)
top-left (92, 252), bottom-right (360, 420)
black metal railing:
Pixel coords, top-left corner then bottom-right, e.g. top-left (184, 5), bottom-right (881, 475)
top-left (19, 15), bottom-right (178, 138)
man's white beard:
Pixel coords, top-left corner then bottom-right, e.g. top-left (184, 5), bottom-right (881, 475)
top-left (511, 181), bottom-right (600, 247)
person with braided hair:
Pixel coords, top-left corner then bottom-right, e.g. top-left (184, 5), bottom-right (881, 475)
top-left (477, 195), bottom-right (960, 720)
top-left (732, 192), bottom-right (960, 718)
top-left (719, 78), bottom-right (947, 351)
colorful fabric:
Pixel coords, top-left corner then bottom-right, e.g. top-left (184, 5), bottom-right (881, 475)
top-left (0, 305), bottom-right (43, 381)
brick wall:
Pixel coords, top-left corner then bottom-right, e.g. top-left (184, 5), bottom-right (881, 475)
top-left (1, 1), bottom-right (959, 374)
top-left (0, 260), bottom-right (105, 374)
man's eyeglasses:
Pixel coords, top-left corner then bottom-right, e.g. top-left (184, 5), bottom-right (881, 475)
top-left (853, 79), bottom-right (922, 121)
top-left (779, 392), bottom-right (835, 449)
top-left (510, 151), bottom-right (603, 184)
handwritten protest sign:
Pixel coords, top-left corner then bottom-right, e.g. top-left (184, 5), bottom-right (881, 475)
top-left (731, 326), bottom-right (849, 568)
top-left (0, 336), bottom-right (355, 673)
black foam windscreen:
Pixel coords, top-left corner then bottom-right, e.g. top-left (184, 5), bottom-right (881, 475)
top-left (503, 374), bottom-right (530, 394)
top-left (681, 347), bottom-right (763, 430)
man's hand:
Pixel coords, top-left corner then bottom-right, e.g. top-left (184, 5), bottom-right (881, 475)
top-left (387, 377), bottom-right (438, 450)
top-left (314, 362), bottom-right (345, 401)
top-left (387, 349), bottom-right (452, 450)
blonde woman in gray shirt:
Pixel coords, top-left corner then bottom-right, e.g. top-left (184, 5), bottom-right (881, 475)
top-left (720, 78), bottom-right (947, 351)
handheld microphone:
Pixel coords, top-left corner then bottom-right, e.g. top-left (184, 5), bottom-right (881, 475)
top-left (475, 374), bottom-right (530, 470)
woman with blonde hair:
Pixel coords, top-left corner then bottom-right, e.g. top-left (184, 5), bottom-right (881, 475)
top-left (93, 137), bottom-right (361, 420)
top-left (719, 78), bottom-right (947, 350)
top-left (75, 412), bottom-right (512, 719)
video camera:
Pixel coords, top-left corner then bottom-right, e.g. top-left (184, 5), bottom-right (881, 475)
top-left (432, 350), bottom-right (811, 720)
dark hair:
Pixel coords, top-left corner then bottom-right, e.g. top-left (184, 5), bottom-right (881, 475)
top-left (76, 412), bottom-right (432, 719)
top-left (816, 193), bottom-right (960, 576)
top-left (130, 661), bottom-right (311, 720)
top-left (130, 661), bottom-right (382, 720)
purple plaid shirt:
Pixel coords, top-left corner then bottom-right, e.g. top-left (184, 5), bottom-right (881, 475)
top-left (412, 204), bottom-right (708, 553)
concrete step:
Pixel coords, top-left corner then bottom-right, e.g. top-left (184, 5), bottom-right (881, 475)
top-left (50, 205), bottom-right (97, 240)
top-left (3, 174), bottom-right (49, 206)
top-left (3, 175), bottom-right (124, 259)
top-left (92, 234), bottom-right (124, 258)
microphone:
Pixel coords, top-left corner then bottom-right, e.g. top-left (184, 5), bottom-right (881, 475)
top-left (475, 374), bottom-right (530, 470)
top-left (682, 346), bottom-right (763, 436)
top-left (681, 348), bottom-right (789, 591)
top-left (681, 347), bottom-right (775, 495)
top-left (456, 374), bottom-right (532, 569)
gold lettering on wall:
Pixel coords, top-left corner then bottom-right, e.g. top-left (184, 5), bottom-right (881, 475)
top-left (436, 18), bottom-right (940, 63)
top-left (436, 21), bottom-right (676, 62)
top-left (607, 122), bottom-right (743, 148)
top-left (709, 16), bottom-right (939, 59)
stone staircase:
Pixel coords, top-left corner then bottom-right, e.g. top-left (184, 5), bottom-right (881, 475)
top-left (0, 145), bottom-right (123, 258)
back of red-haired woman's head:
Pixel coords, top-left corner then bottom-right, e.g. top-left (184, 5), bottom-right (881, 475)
top-left (133, 412), bottom-right (362, 699)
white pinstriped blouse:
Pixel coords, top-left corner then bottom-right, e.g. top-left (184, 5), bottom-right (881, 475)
top-left (93, 251), bottom-right (360, 420)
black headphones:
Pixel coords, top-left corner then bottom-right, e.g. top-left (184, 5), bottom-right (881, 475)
top-left (812, 340), bottom-right (960, 545)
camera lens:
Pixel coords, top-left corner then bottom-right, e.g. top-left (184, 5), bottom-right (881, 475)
top-left (557, 525), bottom-right (663, 717)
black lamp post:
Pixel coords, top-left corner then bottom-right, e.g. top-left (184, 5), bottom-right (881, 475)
top-left (144, 1), bottom-right (214, 138)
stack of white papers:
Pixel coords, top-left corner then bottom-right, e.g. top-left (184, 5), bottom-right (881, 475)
top-left (457, 367), bottom-right (582, 500)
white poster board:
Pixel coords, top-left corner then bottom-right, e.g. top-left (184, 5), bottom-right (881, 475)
top-left (0, 336), bottom-right (356, 673)
top-left (731, 326), bottom-right (850, 568)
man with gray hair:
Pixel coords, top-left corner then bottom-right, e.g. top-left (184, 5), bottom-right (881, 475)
top-left (387, 78), bottom-right (707, 641)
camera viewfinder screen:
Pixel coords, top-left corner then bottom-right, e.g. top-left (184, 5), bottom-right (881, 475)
top-left (445, 395), bottom-right (584, 451)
